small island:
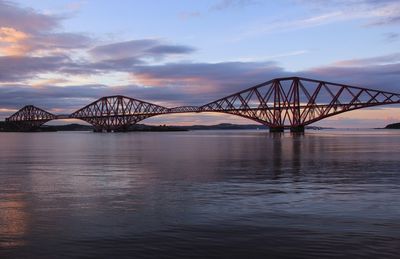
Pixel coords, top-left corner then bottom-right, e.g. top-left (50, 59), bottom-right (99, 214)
top-left (385, 122), bottom-right (400, 129)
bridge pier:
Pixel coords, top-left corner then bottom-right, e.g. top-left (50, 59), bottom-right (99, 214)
top-left (114, 126), bottom-right (130, 132)
top-left (290, 125), bottom-right (305, 133)
top-left (269, 126), bottom-right (284, 133)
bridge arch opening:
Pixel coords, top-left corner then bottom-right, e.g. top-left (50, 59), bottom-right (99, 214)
top-left (139, 112), bottom-right (256, 127)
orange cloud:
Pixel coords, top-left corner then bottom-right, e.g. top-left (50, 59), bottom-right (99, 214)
top-left (31, 78), bottom-right (69, 88)
top-left (0, 27), bottom-right (27, 42)
top-left (0, 108), bottom-right (18, 113)
top-left (0, 27), bottom-right (30, 55)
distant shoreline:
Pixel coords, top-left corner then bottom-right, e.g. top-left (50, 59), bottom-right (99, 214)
top-left (3, 121), bottom-right (400, 132)
top-left (0, 122), bottom-right (331, 132)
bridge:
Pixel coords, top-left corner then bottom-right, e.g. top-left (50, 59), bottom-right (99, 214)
top-left (5, 77), bottom-right (400, 132)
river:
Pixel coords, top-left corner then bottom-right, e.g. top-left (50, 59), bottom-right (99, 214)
top-left (0, 130), bottom-right (399, 258)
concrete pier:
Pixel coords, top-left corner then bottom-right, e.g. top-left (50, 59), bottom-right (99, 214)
top-left (290, 125), bottom-right (305, 133)
top-left (269, 127), bottom-right (284, 133)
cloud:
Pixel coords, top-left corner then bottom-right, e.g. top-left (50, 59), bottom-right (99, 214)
top-left (0, 0), bottom-right (59, 33)
top-left (0, 26), bottom-right (29, 55)
top-left (331, 53), bottom-right (400, 67)
top-left (2, 51), bottom-right (400, 112)
top-left (131, 61), bottom-right (286, 98)
top-left (0, 27), bottom-right (28, 43)
top-left (236, 0), bottom-right (400, 41)
top-left (132, 53), bottom-right (400, 100)
top-left (0, 54), bottom-right (116, 83)
top-left (0, 82), bottom-right (200, 113)
top-left (0, 28), bottom-right (92, 56)
top-left (303, 56), bottom-right (400, 92)
top-left (0, 55), bottom-right (73, 82)
top-left (0, 61), bottom-right (287, 112)
top-left (0, 83), bottom-right (109, 113)
top-left (299, 0), bottom-right (400, 27)
top-left (384, 32), bottom-right (399, 42)
top-left (0, 0), bottom-right (399, 127)
top-left (90, 39), bottom-right (195, 61)
top-left (0, 0), bottom-right (92, 56)
top-left (1, 52), bottom-right (400, 128)
top-left (0, 41), bottom-right (195, 83)
top-left (234, 11), bottom-right (348, 41)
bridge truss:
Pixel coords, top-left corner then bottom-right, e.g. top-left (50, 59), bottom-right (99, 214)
top-left (5, 105), bottom-right (57, 131)
top-left (5, 77), bottom-right (400, 132)
top-left (70, 96), bottom-right (169, 132)
top-left (200, 77), bottom-right (400, 131)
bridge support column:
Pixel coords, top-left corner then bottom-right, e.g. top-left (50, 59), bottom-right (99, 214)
top-left (290, 125), bottom-right (305, 133)
top-left (269, 126), bottom-right (284, 133)
top-left (115, 125), bottom-right (130, 132)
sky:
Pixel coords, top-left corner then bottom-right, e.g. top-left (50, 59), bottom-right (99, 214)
top-left (1, 0), bottom-right (400, 127)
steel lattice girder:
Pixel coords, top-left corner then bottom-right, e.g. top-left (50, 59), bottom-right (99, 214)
top-left (200, 77), bottom-right (400, 127)
top-left (6, 77), bottom-right (400, 130)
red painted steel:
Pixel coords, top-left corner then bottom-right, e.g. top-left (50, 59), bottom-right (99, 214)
top-left (6, 77), bottom-right (400, 131)
top-left (200, 77), bottom-right (400, 130)
top-left (6, 105), bottom-right (57, 130)
top-left (70, 95), bottom-right (169, 132)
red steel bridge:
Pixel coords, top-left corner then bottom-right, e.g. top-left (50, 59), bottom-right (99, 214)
top-left (5, 77), bottom-right (400, 132)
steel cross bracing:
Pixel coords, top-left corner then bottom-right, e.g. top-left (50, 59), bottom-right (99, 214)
top-left (5, 105), bottom-right (57, 130)
top-left (6, 77), bottom-right (400, 132)
top-left (69, 95), bottom-right (169, 131)
top-left (199, 77), bottom-right (400, 131)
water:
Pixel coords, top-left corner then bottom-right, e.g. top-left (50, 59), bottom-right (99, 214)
top-left (0, 130), bottom-right (399, 258)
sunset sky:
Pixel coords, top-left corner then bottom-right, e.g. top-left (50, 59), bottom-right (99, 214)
top-left (1, 0), bottom-right (400, 127)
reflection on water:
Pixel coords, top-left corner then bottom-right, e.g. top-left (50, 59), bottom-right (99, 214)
top-left (0, 194), bottom-right (27, 249)
top-left (0, 130), bottom-right (400, 258)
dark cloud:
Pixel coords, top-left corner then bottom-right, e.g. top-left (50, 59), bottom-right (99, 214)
top-left (1, 55), bottom-right (400, 126)
top-left (302, 54), bottom-right (400, 92)
top-left (90, 39), bottom-right (195, 61)
top-left (304, 63), bottom-right (400, 93)
top-left (147, 44), bottom-right (194, 55)
top-left (131, 61), bottom-right (286, 98)
top-left (0, 61), bottom-right (286, 114)
top-left (0, 55), bottom-right (72, 82)
top-left (0, 55), bottom-right (123, 82)
top-left (0, 83), bottom-right (198, 114)
top-left (0, 55), bottom-right (142, 83)
top-left (0, 83), bottom-right (110, 116)
top-left (2, 52), bottom-right (400, 116)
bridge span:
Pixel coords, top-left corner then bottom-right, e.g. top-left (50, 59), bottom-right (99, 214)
top-left (5, 77), bottom-right (400, 132)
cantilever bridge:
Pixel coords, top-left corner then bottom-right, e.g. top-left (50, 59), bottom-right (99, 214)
top-left (5, 77), bottom-right (400, 132)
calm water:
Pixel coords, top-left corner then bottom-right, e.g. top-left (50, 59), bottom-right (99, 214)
top-left (0, 130), bottom-right (399, 258)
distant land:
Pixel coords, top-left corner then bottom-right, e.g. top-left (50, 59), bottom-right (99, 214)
top-left (385, 122), bottom-right (400, 129)
top-left (0, 121), bottom-right (328, 132)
